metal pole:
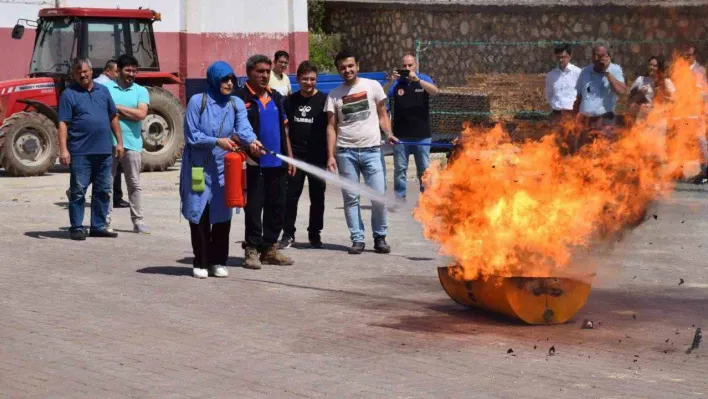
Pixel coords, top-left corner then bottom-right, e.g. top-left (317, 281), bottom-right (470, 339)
top-left (414, 37), bottom-right (420, 70)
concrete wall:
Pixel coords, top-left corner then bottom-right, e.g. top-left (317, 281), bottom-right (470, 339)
top-left (0, 0), bottom-right (307, 87)
top-left (325, 2), bottom-right (708, 87)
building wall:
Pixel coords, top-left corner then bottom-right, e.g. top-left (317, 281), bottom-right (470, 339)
top-left (0, 0), bottom-right (307, 96)
top-left (325, 2), bottom-right (708, 87)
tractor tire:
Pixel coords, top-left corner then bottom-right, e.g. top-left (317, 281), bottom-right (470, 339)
top-left (141, 86), bottom-right (184, 172)
top-left (0, 112), bottom-right (57, 177)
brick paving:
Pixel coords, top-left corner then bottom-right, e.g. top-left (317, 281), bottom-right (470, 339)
top-left (0, 160), bottom-right (706, 398)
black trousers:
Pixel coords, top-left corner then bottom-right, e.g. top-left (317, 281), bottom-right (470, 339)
top-left (189, 204), bottom-right (231, 269)
top-left (283, 164), bottom-right (326, 239)
top-left (113, 163), bottom-right (124, 202)
top-left (244, 165), bottom-right (287, 249)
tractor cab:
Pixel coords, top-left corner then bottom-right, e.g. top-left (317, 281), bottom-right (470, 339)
top-left (14, 8), bottom-right (161, 80)
top-left (0, 8), bottom-right (183, 177)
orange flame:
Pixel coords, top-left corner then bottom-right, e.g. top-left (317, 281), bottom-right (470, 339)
top-left (415, 57), bottom-right (706, 281)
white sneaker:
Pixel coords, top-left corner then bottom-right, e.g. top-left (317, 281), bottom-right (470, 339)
top-left (105, 223), bottom-right (114, 233)
top-left (212, 266), bottom-right (229, 278)
top-left (193, 268), bottom-right (208, 279)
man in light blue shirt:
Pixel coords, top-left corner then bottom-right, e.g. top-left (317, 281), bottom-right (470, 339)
top-left (575, 42), bottom-right (626, 117)
top-left (573, 41), bottom-right (626, 149)
top-left (93, 59), bottom-right (131, 208)
top-left (105, 55), bottom-right (151, 234)
top-left (93, 59), bottom-right (119, 86)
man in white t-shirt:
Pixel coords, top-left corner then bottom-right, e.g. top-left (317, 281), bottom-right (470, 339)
top-left (326, 49), bottom-right (397, 255)
top-left (269, 50), bottom-right (292, 97)
top-left (680, 44), bottom-right (708, 183)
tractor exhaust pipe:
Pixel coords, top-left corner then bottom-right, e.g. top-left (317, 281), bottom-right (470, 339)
top-left (437, 266), bottom-right (592, 324)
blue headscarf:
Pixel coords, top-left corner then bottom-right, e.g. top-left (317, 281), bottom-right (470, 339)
top-left (206, 61), bottom-right (235, 103)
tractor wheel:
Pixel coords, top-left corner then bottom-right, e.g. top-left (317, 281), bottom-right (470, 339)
top-left (141, 86), bottom-right (184, 172)
top-left (0, 112), bottom-right (57, 177)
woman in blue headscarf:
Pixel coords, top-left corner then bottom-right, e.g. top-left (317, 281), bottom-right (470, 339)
top-left (181, 61), bottom-right (263, 279)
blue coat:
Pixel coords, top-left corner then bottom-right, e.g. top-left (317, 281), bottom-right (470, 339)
top-left (180, 92), bottom-right (257, 224)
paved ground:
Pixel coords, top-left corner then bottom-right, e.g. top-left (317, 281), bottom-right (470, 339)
top-left (0, 157), bottom-right (706, 399)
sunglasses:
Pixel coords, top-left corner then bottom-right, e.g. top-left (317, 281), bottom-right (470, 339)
top-left (220, 75), bottom-right (235, 84)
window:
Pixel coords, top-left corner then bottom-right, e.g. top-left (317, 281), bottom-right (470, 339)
top-left (29, 18), bottom-right (76, 75)
top-left (83, 19), bottom-right (158, 71)
top-left (85, 20), bottom-right (126, 68)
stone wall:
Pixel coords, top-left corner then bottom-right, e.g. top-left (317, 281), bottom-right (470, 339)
top-left (325, 3), bottom-right (708, 87)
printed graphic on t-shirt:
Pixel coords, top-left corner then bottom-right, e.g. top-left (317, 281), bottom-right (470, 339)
top-left (341, 91), bottom-right (370, 123)
top-left (294, 105), bottom-right (314, 124)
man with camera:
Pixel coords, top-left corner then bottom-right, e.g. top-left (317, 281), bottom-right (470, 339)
top-left (383, 53), bottom-right (438, 201)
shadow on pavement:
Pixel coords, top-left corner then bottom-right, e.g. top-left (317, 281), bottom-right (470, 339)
top-left (24, 230), bottom-right (71, 240)
top-left (176, 257), bottom-right (246, 267)
top-left (0, 165), bottom-right (69, 178)
top-left (137, 266), bottom-right (192, 276)
top-left (291, 242), bottom-right (352, 252)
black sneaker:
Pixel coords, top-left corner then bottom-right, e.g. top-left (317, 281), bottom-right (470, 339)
top-left (309, 235), bottom-right (323, 249)
top-left (279, 236), bottom-right (294, 249)
top-left (692, 174), bottom-right (708, 185)
top-left (89, 228), bottom-right (118, 238)
top-left (349, 242), bottom-right (365, 254)
top-left (70, 229), bottom-right (86, 241)
top-left (114, 199), bottom-right (130, 208)
top-left (374, 236), bottom-right (391, 254)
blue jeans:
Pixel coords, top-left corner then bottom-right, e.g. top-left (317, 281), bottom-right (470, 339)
top-left (393, 137), bottom-right (431, 199)
top-left (336, 146), bottom-right (387, 243)
top-left (68, 154), bottom-right (112, 231)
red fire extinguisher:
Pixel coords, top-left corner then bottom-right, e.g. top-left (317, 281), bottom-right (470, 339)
top-left (224, 150), bottom-right (247, 208)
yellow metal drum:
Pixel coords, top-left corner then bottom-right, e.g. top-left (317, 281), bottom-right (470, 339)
top-left (437, 266), bottom-right (592, 324)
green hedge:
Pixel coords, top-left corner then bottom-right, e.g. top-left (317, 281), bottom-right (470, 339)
top-left (308, 32), bottom-right (341, 74)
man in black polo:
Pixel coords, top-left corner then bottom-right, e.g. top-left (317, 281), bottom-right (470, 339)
top-left (279, 60), bottom-right (328, 249)
top-left (234, 54), bottom-right (295, 269)
top-left (383, 53), bottom-right (439, 201)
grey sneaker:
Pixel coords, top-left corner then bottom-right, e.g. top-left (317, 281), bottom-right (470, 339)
top-left (134, 224), bottom-right (151, 234)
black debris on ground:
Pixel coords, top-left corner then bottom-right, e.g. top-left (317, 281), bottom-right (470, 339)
top-left (581, 319), bottom-right (594, 329)
top-left (548, 346), bottom-right (556, 356)
top-left (679, 278), bottom-right (685, 286)
top-left (686, 328), bottom-right (702, 354)
top-left (507, 348), bottom-right (514, 354)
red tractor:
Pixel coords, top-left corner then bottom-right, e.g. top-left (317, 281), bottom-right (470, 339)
top-left (0, 7), bottom-right (184, 176)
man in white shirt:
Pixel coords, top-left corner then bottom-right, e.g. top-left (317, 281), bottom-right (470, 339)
top-left (545, 44), bottom-right (581, 118)
top-left (93, 59), bottom-right (119, 86)
top-left (269, 50), bottom-right (292, 97)
top-left (326, 49), bottom-right (396, 255)
top-left (680, 44), bottom-right (708, 183)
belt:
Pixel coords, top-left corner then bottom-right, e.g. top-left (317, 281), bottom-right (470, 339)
top-left (581, 112), bottom-right (615, 121)
top-left (336, 145), bottom-right (381, 151)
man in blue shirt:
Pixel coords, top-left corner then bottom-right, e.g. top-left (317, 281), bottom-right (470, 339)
top-left (58, 58), bottom-right (124, 241)
top-left (234, 54), bottom-right (295, 269)
top-left (573, 41), bottom-right (626, 150)
top-left (105, 55), bottom-right (151, 235)
top-left (383, 53), bottom-right (439, 201)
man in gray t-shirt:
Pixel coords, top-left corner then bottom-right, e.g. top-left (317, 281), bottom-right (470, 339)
top-left (326, 50), bottom-right (396, 255)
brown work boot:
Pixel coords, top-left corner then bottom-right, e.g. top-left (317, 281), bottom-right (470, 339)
top-left (260, 244), bottom-right (294, 266)
top-left (243, 246), bottom-right (262, 270)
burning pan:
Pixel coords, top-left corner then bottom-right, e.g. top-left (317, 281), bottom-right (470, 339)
top-left (437, 267), bottom-right (592, 325)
